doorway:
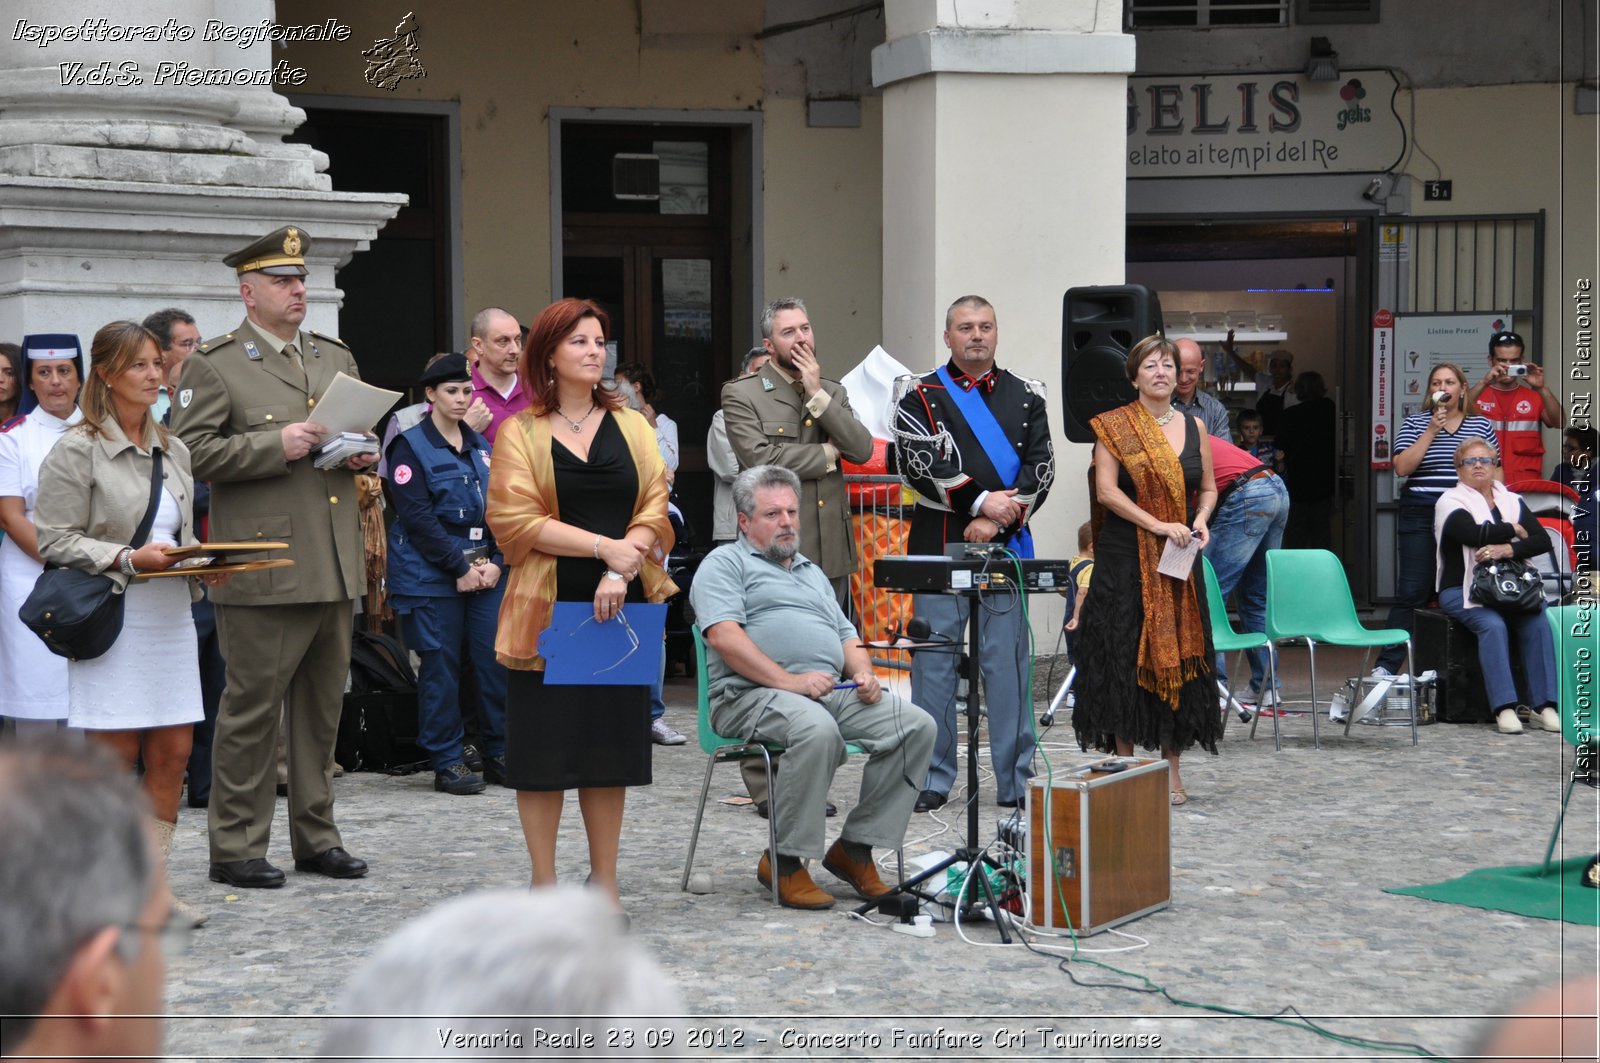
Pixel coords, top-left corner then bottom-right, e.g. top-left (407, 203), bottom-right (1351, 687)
top-left (552, 113), bottom-right (761, 546)
top-left (285, 103), bottom-right (457, 390)
top-left (1128, 215), bottom-right (1375, 600)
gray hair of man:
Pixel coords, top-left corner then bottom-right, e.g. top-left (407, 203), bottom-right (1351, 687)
top-left (319, 887), bottom-right (681, 1061)
top-left (469, 305), bottom-right (516, 340)
top-left (739, 345), bottom-right (768, 376)
top-left (732, 464), bottom-right (803, 519)
top-left (944, 294), bottom-right (995, 330)
top-left (0, 735), bottom-right (156, 1054)
top-left (759, 297), bottom-right (807, 340)
top-left (140, 307), bottom-right (197, 351)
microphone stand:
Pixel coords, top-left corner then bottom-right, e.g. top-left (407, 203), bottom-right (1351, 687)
top-left (854, 595), bottom-right (1015, 941)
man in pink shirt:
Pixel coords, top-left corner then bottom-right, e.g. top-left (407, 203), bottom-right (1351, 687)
top-left (467, 307), bottom-right (527, 443)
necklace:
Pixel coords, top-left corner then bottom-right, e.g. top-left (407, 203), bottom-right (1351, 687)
top-left (1150, 406), bottom-right (1177, 426)
top-left (555, 402), bottom-right (596, 434)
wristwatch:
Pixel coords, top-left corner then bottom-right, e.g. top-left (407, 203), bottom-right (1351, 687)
top-left (605, 570), bottom-right (627, 582)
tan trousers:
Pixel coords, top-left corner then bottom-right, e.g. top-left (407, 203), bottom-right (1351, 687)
top-left (208, 600), bottom-right (354, 862)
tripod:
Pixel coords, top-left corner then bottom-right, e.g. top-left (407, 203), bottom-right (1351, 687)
top-left (854, 590), bottom-right (1020, 941)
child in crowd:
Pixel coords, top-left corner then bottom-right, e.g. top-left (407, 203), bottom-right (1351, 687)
top-left (1237, 409), bottom-right (1278, 468)
top-left (1063, 520), bottom-right (1095, 654)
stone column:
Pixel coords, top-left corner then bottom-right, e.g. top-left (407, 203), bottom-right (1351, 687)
top-left (874, 0), bottom-right (1133, 573)
top-left (0, 0), bottom-right (402, 338)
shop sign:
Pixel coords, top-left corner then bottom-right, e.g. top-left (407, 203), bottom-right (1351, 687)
top-left (1371, 309), bottom-right (1394, 469)
top-left (1392, 313), bottom-right (1507, 420)
top-left (1128, 69), bottom-right (1405, 179)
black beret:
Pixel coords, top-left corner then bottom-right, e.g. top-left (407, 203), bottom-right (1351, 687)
top-left (419, 352), bottom-right (471, 388)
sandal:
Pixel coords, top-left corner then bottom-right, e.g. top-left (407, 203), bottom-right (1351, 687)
top-left (1170, 787), bottom-right (1188, 807)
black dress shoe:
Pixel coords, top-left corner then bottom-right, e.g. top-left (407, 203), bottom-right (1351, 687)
top-left (996, 793), bottom-right (1027, 810)
top-left (755, 799), bottom-right (836, 819)
top-left (914, 789), bottom-right (947, 813)
top-left (187, 792), bottom-right (209, 809)
top-left (293, 847), bottom-right (368, 879)
top-left (210, 858), bottom-right (286, 889)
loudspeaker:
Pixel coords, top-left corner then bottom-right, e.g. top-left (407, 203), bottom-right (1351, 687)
top-left (1414, 607), bottom-right (1520, 723)
top-left (1026, 757), bottom-right (1170, 935)
top-left (1061, 284), bottom-right (1164, 443)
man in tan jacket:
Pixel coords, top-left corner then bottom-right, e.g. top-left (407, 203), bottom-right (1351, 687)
top-left (174, 226), bottom-right (375, 889)
top-left (721, 298), bottom-right (874, 604)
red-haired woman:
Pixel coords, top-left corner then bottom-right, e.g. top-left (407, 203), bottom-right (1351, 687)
top-left (485, 298), bottom-right (676, 917)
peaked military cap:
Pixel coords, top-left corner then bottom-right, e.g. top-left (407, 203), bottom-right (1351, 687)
top-left (224, 226), bottom-right (310, 277)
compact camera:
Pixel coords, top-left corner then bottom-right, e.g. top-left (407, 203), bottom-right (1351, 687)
top-left (1504, 364), bottom-right (1529, 377)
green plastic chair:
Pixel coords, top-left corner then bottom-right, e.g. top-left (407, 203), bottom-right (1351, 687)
top-left (1263, 549), bottom-right (1418, 748)
top-left (1542, 604), bottom-right (1598, 873)
top-left (679, 624), bottom-right (872, 906)
top-left (1202, 557), bottom-right (1282, 750)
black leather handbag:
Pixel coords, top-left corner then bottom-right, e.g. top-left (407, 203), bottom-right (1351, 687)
top-left (1469, 556), bottom-right (1544, 613)
top-left (20, 449), bottom-right (164, 661)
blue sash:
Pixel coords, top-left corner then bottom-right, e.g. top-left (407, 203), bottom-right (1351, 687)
top-left (935, 366), bottom-right (1033, 558)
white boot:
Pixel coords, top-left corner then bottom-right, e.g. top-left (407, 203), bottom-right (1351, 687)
top-left (153, 818), bottom-right (208, 928)
top-left (1531, 707), bottom-right (1564, 732)
top-left (1495, 708), bottom-right (1525, 735)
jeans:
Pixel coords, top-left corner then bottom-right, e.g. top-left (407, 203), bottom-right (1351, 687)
top-left (1204, 473), bottom-right (1288, 694)
top-left (649, 642), bottom-right (667, 721)
top-left (1377, 505), bottom-right (1437, 672)
top-left (1437, 586), bottom-right (1559, 712)
top-left (401, 587), bottom-right (509, 772)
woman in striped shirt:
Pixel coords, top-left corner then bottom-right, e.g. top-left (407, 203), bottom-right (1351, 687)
top-left (1373, 362), bottom-right (1499, 672)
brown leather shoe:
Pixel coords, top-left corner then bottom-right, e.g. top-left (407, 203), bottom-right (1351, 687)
top-left (822, 839), bottom-right (892, 900)
top-left (756, 852), bottom-right (835, 909)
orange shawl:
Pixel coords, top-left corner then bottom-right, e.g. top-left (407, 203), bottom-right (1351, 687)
top-left (1089, 402), bottom-right (1208, 707)
top-left (485, 407), bottom-right (678, 670)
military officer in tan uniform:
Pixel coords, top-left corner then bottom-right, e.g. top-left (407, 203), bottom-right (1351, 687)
top-left (173, 226), bottom-right (375, 889)
top-left (722, 297), bottom-right (874, 603)
top-left (720, 297), bottom-right (874, 813)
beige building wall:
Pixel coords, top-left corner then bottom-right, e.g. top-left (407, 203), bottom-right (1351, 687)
top-left (759, 97), bottom-right (884, 375)
top-left (278, 0), bottom-right (764, 326)
top-left (1408, 82), bottom-right (1598, 375)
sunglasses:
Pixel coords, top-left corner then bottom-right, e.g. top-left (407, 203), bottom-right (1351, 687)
top-left (1458, 456), bottom-right (1498, 468)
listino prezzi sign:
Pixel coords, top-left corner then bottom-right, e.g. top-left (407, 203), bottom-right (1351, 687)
top-left (1127, 68), bottom-right (1405, 178)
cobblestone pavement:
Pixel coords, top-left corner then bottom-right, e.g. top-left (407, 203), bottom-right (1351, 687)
top-left (160, 646), bottom-right (1599, 1061)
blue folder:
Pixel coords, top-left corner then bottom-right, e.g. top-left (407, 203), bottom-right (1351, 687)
top-left (538, 601), bottom-right (667, 686)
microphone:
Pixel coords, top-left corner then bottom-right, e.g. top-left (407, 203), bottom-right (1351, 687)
top-left (879, 617), bottom-right (956, 651)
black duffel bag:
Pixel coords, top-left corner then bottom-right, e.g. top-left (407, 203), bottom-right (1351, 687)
top-left (19, 450), bottom-right (163, 661)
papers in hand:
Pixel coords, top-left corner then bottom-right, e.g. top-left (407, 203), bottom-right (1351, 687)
top-left (312, 372), bottom-right (403, 435)
top-left (1157, 536), bottom-right (1202, 579)
top-left (313, 432), bottom-right (379, 469)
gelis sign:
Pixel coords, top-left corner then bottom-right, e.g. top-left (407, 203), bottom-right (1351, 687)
top-left (1128, 69), bottom-right (1404, 179)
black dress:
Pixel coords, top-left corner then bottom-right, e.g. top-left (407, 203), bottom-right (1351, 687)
top-left (1073, 414), bottom-right (1219, 756)
top-left (503, 414), bottom-right (652, 790)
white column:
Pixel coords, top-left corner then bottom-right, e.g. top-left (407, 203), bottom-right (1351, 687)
top-left (0, 0), bottom-right (402, 338)
top-left (875, 0), bottom-right (1133, 575)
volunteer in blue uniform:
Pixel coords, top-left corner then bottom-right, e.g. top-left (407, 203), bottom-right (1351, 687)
top-left (386, 353), bottom-right (508, 795)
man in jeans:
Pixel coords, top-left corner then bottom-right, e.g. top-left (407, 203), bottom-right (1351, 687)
top-left (1203, 436), bottom-right (1290, 714)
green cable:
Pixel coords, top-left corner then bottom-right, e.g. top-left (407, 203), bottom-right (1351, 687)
top-left (995, 555), bottom-right (1443, 1060)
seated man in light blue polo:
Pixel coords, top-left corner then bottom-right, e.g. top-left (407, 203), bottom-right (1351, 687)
top-left (690, 464), bottom-right (935, 910)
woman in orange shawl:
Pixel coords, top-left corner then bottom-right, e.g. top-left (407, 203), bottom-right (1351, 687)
top-left (486, 298), bottom-right (676, 916)
top-left (1072, 336), bottom-right (1219, 805)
